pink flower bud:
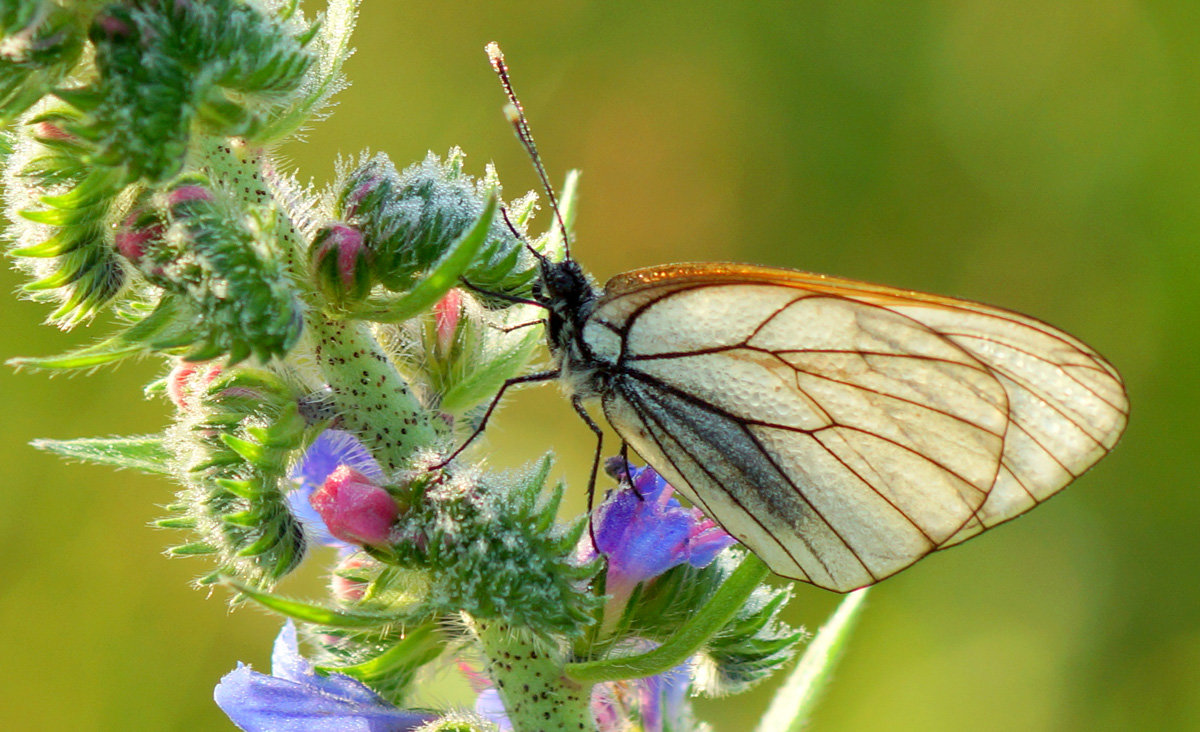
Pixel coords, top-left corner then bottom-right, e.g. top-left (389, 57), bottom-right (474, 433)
top-left (310, 222), bottom-right (371, 303)
top-left (330, 553), bottom-right (378, 602)
top-left (344, 173), bottom-right (383, 218)
top-left (433, 288), bottom-right (462, 353)
top-left (114, 210), bottom-right (164, 262)
top-left (310, 466), bottom-right (398, 547)
top-left (316, 224), bottom-right (367, 289)
top-left (167, 361), bottom-right (223, 411)
top-left (166, 184), bottom-right (214, 207)
top-left (95, 14), bottom-right (132, 38)
top-left (31, 122), bottom-right (72, 142)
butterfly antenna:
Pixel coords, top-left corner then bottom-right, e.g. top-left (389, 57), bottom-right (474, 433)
top-left (486, 42), bottom-right (573, 260)
top-left (500, 205), bottom-right (548, 265)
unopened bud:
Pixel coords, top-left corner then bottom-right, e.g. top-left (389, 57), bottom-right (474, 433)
top-left (114, 208), bottom-right (164, 262)
top-left (166, 184), bottom-right (214, 210)
top-left (166, 361), bottom-right (223, 411)
top-left (310, 222), bottom-right (372, 304)
top-left (310, 466), bottom-right (398, 546)
top-left (433, 288), bottom-right (463, 354)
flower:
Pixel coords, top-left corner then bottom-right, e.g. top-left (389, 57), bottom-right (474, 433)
top-left (592, 460), bottom-right (737, 601)
top-left (214, 622), bottom-right (435, 732)
top-left (288, 429), bottom-right (385, 548)
top-left (310, 466), bottom-right (399, 546)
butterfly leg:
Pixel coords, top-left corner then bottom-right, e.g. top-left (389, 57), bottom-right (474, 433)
top-left (430, 369), bottom-right (560, 470)
top-left (572, 395), bottom-right (606, 549)
top-left (618, 442), bottom-right (644, 501)
top-left (493, 318), bottom-right (545, 334)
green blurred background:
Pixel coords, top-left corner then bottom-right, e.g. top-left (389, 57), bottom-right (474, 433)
top-left (2, 0), bottom-right (1195, 729)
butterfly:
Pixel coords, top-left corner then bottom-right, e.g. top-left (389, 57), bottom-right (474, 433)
top-left (455, 44), bottom-right (1130, 593)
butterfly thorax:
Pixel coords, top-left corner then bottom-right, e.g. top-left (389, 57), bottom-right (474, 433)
top-left (535, 259), bottom-right (607, 398)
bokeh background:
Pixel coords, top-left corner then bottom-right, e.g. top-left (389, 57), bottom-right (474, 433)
top-left (2, 1), bottom-right (1195, 729)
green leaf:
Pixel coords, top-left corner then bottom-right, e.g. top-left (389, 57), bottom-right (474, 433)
top-left (31, 435), bottom-right (173, 475)
top-left (754, 588), bottom-right (871, 732)
top-left (438, 325), bottom-right (541, 413)
top-left (6, 297), bottom-right (194, 370)
top-left (227, 579), bottom-right (420, 628)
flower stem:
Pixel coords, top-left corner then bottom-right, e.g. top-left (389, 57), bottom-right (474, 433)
top-left (471, 618), bottom-right (595, 732)
top-left (566, 552), bottom-right (771, 684)
top-left (306, 314), bottom-right (443, 471)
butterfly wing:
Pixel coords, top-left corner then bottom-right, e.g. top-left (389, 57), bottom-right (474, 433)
top-left (585, 263), bottom-right (1128, 592)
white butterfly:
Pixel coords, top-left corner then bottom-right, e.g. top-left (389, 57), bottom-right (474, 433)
top-left (455, 43), bottom-right (1129, 592)
top-left (539, 261), bottom-right (1127, 591)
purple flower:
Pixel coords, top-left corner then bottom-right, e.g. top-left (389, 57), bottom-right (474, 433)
top-left (592, 460), bottom-right (737, 601)
top-left (214, 622), bottom-right (435, 732)
top-left (288, 430), bottom-right (384, 548)
top-left (474, 689), bottom-right (513, 731)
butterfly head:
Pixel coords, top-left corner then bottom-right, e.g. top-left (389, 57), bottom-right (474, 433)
top-left (534, 257), bottom-right (597, 354)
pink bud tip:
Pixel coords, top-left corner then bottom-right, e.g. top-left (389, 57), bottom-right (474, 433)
top-left (96, 15), bottom-right (132, 37)
top-left (32, 122), bottom-right (72, 141)
top-left (114, 212), bottom-right (163, 262)
top-left (310, 466), bottom-right (399, 546)
top-left (167, 185), bottom-right (214, 207)
top-left (434, 288), bottom-right (463, 350)
top-left (166, 361), bottom-right (223, 411)
top-left (321, 224), bottom-right (366, 288)
top-left (330, 553), bottom-right (375, 602)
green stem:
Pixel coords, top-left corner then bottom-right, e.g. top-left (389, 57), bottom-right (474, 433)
top-left (305, 314), bottom-right (441, 471)
top-left (566, 552), bottom-right (771, 684)
top-left (471, 618), bottom-right (595, 732)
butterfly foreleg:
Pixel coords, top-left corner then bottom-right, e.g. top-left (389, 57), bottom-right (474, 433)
top-left (431, 369), bottom-right (560, 470)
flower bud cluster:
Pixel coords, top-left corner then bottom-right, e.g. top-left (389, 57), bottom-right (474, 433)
top-left (130, 174), bottom-right (305, 363)
top-left (328, 148), bottom-right (541, 303)
top-left (51, 0), bottom-right (316, 185)
top-left (160, 364), bottom-right (310, 588)
top-left (381, 457), bottom-right (604, 637)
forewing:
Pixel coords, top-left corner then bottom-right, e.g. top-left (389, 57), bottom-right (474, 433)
top-left (592, 264), bottom-right (1128, 590)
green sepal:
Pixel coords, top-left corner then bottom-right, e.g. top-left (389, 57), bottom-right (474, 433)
top-left (170, 542), bottom-right (218, 556)
top-left (220, 434), bottom-right (268, 464)
top-left (155, 517), bottom-right (197, 530)
top-left (337, 193), bottom-right (498, 322)
top-left (29, 435), bottom-right (173, 475)
top-left (436, 322), bottom-right (541, 414)
top-left (0, 1), bottom-right (88, 123)
top-left (315, 622), bottom-right (445, 700)
top-left (567, 553), bottom-right (774, 684)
